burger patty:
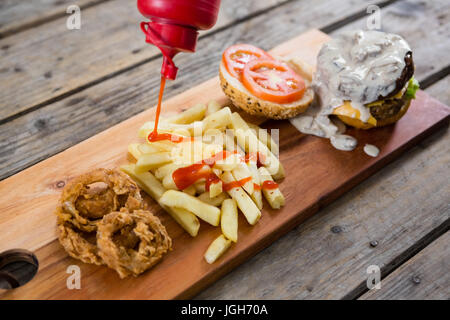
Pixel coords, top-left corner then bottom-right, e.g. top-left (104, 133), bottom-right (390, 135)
top-left (380, 52), bottom-right (414, 100)
top-left (369, 95), bottom-right (408, 121)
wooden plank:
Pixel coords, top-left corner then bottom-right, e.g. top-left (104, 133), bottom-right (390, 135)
top-left (426, 75), bottom-right (450, 105)
top-left (0, 30), bottom-right (449, 299)
top-left (0, 0), bottom-right (390, 180)
top-left (0, 0), bottom-right (109, 39)
top-left (197, 77), bottom-right (450, 299)
top-left (360, 232), bottom-right (450, 300)
top-left (0, 0), bottom-right (289, 121)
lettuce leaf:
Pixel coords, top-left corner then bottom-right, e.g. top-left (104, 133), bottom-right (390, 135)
top-left (405, 77), bottom-right (420, 100)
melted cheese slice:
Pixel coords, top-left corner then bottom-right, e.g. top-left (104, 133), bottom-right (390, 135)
top-left (332, 101), bottom-right (377, 126)
top-left (367, 87), bottom-right (406, 107)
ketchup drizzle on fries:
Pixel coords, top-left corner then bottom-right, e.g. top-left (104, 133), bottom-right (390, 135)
top-left (172, 164), bottom-right (211, 190)
top-left (173, 150), bottom-right (251, 191)
top-left (205, 173), bottom-right (221, 192)
top-left (148, 132), bottom-right (194, 143)
top-left (262, 180), bottom-right (279, 190)
top-left (203, 150), bottom-right (238, 166)
top-left (245, 152), bottom-right (266, 168)
top-left (223, 177), bottom-right (252, 191)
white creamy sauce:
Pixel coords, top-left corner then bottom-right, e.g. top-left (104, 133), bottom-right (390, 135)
top-left (330, 134), bottom-right (358, 151)
top-left (363, 144), bottom-right (380, 157)
top-left (290, 30), bottom-right (411, 152)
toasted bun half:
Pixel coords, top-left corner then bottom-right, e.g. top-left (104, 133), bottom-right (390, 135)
top-left (219, 58), bottom-right (314, 119)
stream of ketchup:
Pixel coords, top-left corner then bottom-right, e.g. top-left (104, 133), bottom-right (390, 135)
top-left (148, 76), bottom-right (194, 144)
top-left (148, 76), bottom-right (166, 141)
top-left (148, 76), bottom-right (277, 193)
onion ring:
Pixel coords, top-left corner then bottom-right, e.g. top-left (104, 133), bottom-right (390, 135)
top-left (57, 223), bottom-right (104, 265)
top-left (97, 209), bottom-right (172, 278)
top-left (56, 168), bottom-right (144, 233)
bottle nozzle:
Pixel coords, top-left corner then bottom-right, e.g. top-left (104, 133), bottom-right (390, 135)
top-left (140, 21), bottom-right (183, 80)
top-left (161, 55), bottom-right (178, 80)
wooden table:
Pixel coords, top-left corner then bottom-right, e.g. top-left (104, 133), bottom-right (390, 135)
top-left (0, 0), bottom-right (448, 300)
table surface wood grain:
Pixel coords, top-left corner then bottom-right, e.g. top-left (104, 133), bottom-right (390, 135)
top-left (0, 0), bottom-right (449, 300)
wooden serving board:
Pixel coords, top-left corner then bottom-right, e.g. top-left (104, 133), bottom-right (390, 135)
top-left (0, 29), bottom-right (449, 300)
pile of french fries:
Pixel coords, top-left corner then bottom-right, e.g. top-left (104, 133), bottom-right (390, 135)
top-left (121, 101), bottom-right (285, 264)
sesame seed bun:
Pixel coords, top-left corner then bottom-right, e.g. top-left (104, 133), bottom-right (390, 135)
top-left (219, 58), bottom-right (314, 120)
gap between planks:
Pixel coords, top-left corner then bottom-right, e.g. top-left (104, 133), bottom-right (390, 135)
top-left (419, 65), bottom-right (450, 90)
top-left (0, 0), bottom-right (112, 39)
top-left (359, 231), bottom-right (450, 300)
top-left (320, 0), bottom-right (398, 33)
top-left (343, 217), bottom-right (450, 299)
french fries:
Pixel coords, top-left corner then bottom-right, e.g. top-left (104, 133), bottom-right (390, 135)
top-left (147, 141), bottom-right (178, 152)
top-left (230, 112), bottom-right (285, 180)
top-left (231, 162), bottom-right (254, 194)
top-left (194, 181), bottom-right (206, 194)
top-left (128, 143), bottom-right (142, 160)
top-left (166, 207), bottom-right (201, 237)
top-left (246, 160), bottom-right (263, 210)
top-left (204, 235), bottom-right (232, 264)
top-left (162, 172), bottom-right (178, 190)
top-left (221, 199), bottom-right (238, 242)
top-left (138, 143), bottom-right (167, 155)
top-left (258, 167), bottom-right (285, 210)
top-left (183, 185), bottom-right (197, 196)
top-left (208, 180), bottom-right (223, 198)
top-left (203, 107), bottom-right (232, 131)
top-left (121, 164), bottom-right (165, 200)
top-left (160, 190), bottom-right (221, 227)
top-left (198, 191), bottom-right (228, 207)
top-left (120, 164), bottom-right (200, 237)
top-left (213, 153), bottom-right (241, 171)
top-left (206, 100), bottom-right (222, 116)
top-left (247, 123), bottom-right (279, 156)
top-left (221, 172), bottom-right (261, 225)
top-left (135, 152), bottom-right (172, 172)
top-left (154, 163), bottom-right (182, 180)
top-left (139, 122), bottom-right (193, 138)
top-left (124, 100), bottom-right (285, 263)
top-left (166, 103), bottom-right (207, 124)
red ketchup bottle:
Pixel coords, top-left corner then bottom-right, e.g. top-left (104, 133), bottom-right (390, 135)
top-left (138, 0), bottom-right (221, 80)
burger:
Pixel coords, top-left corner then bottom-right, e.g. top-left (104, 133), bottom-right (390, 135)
top-left (314, 30), bottom-right (419, 129)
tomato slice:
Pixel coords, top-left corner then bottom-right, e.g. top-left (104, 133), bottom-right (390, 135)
top-left (242, 59), bottom-right (305, 104)
top-left (222, 44), bottom-right (273, 79)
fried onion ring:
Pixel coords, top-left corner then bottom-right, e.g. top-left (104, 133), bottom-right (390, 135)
top-left (56, 168), bottom-right (144, 233)
top-left (57, 223), bottom-right (104, 265)
top-left (97, 209), bottom-right (172, 278)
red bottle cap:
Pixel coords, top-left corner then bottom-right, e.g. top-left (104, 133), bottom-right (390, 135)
top-left (140, 21), bottom-right (198, 80)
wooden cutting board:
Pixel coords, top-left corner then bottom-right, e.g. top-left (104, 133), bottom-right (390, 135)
top-left (0, 29), bottom-right (449, 299)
